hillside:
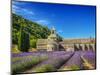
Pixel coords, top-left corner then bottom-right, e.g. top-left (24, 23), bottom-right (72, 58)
top-left (12, 13), bottom-right (62, 49)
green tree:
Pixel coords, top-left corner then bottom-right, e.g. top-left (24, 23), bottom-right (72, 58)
top-left (18, 26), bottom-right (30, 52)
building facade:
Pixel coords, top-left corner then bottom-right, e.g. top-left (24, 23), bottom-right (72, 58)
top-left (37, 27), bottom-right (95, 51)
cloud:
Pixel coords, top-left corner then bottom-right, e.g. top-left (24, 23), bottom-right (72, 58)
top-left (36, 20), bottom-right (50, 25)
top-left (12, 4), bottom-right (19, 9)
top-left (58, 30), bottom-right (63, 33)
top-left (12, 5), bottom-right (21, 13)
top-left (22, 9), bottom-right (35, 15)
top-left (12, 1), bottom-right (27, 6)
top-left (12, 2), bottom-right (35, 15)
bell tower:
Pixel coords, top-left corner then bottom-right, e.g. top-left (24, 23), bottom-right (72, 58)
top-left (47, 27), bottom-right (59, 51)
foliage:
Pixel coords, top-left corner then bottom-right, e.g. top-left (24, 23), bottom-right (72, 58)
top-left (30, 39), bottom-right (37, 48)
top-left (11, 44), bottom-right (20, 53)
top-left (18, 28), bottom-right (30, 52)
top-left (12, 13), bottom-right (51, 45)
top-left (12, 13), bottom-right (62, 50)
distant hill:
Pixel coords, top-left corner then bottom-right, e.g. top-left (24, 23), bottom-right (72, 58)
top-left (12, 13), bottom-right (62, 48)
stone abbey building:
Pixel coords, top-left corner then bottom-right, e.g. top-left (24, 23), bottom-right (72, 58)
top-left (37, 27), bottom-right (95, 51)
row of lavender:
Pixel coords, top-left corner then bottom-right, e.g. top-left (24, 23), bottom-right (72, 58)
top-left (12, 51), bottom-right (74, 74)
top-left (11, 51), bottom-right (96, 74)
top-left (59, 51), bottom-right (95, 71)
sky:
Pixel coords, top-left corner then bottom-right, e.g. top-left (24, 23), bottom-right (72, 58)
top-left (12, 0), bottom-right (96, 39)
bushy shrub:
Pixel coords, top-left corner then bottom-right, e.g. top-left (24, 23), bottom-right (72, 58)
top-left (30, 39), bottom-right (37, 48)
top-left (11, 44), bottom-right (20, 53)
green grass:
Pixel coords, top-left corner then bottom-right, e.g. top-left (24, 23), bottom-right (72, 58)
top-left (34, 64), bottom-right (56, 72)
top-left (69, 65), bottom-right (80, 70)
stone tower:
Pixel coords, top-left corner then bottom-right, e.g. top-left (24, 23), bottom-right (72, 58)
top-left (47, 27), bottom-right (59, 51)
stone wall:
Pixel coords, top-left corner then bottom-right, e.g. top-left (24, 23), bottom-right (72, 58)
top-left (36, 38), bottom-right (95, 51)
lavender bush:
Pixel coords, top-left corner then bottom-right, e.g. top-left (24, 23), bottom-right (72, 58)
top-left (12, 51), bottom-right (96, 74)
top-left (59, 51), bottom-right (83, 71)
top-left (12, 55), bottom-right (48, 74)
top-left (24, 52), bottom-right (74, 73)
top-left (81, 51), bottom-right (96, 69)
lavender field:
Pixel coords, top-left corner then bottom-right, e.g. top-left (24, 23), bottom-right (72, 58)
top-left (11, 51), bottom-right (96, 74)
